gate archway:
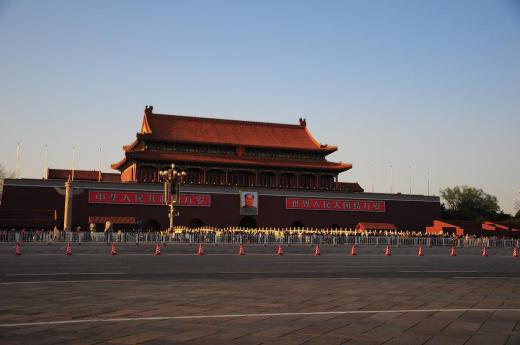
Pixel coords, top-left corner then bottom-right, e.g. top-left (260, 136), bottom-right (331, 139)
top-left (239, 216), bottom-right (257, 229)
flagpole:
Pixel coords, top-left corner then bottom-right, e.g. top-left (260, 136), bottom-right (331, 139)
top-left (390, 164), bottom-right (393, 194)
top-left (427, 168), bottom-right (430, 196)
top-left (43, 144), bottom-right (48, 179)
top-left (15, 143), bottom-right (20, 178)
top-left (371, 163), bottom-right (375, 193)
top-left (98, 147), bottom-right (102, 182)
top-left (71, 146), bottom-right (75, 181)
top-left (409, 165), bottom-right (412, 194)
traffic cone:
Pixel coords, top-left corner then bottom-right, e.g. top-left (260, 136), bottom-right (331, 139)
top-left (197, 243), bottom-right (204, 255)
top-left (110, 243), bottom-right (117, 256)
top-left (350, 244), bottom-right (357, 256)
top-left (417, 244), bottom-right (424, 257)
top-left (238, 244), bottom-right (245, 256)
top-left (513, 246), bottom-right (518, 258)
top-left (66, 242), bottom-right (72, 256)
top-left (154, 243), bottom-right (161, 256)
top-left (384, 245), bottom-right (391, 256)
top-left (15, 243), bottom-right (22, 256)
top-left (450, 246), bottom-right (456, 257)
top-left (482, 246), bottom-right (488, 257)
top-left (277, 244), bottom-right (284, 256)
top-left (314, 245), bottom-right (321, 256)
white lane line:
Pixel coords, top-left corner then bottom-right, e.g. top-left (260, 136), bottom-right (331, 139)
top-left (6, 273), bottom-right (68, 276)
top-left (0, 279), bottom-right (139, 285)
top-left (292, 277), bottom-right (360, 280)
top-left (6, 272), bottom-right (125, 277)
top-left (401, 271), bottom-right (478, 273)
top-left (219, 271), bottom-right (343, 274)
top-left (1, 308), bottom-right (519, 328)
top-left (452, 276), bottom-right (520, 279)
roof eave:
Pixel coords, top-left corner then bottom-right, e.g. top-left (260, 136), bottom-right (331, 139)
top-left (135, 135), bottom-right (337, 153)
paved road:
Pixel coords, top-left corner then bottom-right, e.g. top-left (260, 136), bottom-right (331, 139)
top-left (1, 244), bottom-right (520, 344)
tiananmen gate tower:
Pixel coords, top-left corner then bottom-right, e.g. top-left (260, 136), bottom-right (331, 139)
top-left (0, 106), bottom-right (440, 231)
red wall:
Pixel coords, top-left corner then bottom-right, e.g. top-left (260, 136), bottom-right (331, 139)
top-left (0, 180), bottom-right (440, 231)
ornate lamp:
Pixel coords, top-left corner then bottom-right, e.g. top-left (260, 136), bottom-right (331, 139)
top-left (159, 164), bottom-right (186, 231)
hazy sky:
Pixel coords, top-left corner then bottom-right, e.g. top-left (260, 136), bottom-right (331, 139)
top-left (0, 0), bottom-right (519, 213)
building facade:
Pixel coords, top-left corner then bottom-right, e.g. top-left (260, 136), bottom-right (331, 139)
top-left (0, 107), bottom-right (440, 231)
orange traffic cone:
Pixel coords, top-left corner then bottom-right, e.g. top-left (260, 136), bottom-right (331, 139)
top-left (482, 246), bottom-right (488, 257)
top-left (350, 244), bottom-right (357, 256)
top-left (385, 245), bottom-right (391, 256)
top-left (450, 246), bottom-right (456, 257)
top-left (417, 244), bottom-right (424, 257)
top-left (314, 245), bottom-right (321, 256)
top-left (15, 243), bottom-right (22, 256)
top-left (66, 242), bottom-right (72, 256)
top-left (238, 244), bottom-right (245, 256)
top-left (277, 244), bottom-right (284, 256)
top-left (110, 243), bottom-right (117, 256)
top-left (513, 246), bottom-right (518, 258)
top-left (197, 243), bottom-right (204, 255)
top-left (154, 243), bottom-right (161, 256)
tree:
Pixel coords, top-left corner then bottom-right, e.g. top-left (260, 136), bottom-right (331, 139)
top-left (440, 186), bottom-right (500, 221)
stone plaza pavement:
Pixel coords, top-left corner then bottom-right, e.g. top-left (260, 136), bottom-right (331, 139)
top-left (1, 245), bottom-right (520, 344)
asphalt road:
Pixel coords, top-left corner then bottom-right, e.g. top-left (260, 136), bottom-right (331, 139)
top-left (1, 244), bottom-right (519, 281)
top-left (2, 244), bottom-right (520, 344)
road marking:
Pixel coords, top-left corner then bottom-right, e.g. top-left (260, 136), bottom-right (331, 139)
top-left (452, 276), bottom-right (520, 279)
top-left (400, 271), bottom-right (478, 273)
top-left (5, 272), bottom-right (125, 277)
top-left (1, 308), bottom-right (519, 328)
top-left (0, 279), bottom-right (139, 285)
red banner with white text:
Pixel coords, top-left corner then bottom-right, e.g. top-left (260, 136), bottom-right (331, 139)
top-left (286, 197), bottom-right (385, 212)
top-left (88, 191), bottom-right (211, 207)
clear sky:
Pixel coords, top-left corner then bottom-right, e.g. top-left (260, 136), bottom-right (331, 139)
top-left (0, 0), bottom-right (519, 213)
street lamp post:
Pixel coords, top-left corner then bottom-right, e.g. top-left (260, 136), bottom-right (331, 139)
top-left (159, 164), bottom-right (186, 231)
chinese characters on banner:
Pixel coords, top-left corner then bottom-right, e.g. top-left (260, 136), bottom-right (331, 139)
top-left (88, 191), bottom-right (211, 207)
top-left (286, 197), bottom-right (385, 212)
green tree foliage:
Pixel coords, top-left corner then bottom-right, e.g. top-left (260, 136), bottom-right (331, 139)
top-left (440, 186), bottom-right (501, 221)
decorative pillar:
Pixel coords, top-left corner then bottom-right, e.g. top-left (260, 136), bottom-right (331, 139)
top-left (63, 178), bottom-right (72, 231)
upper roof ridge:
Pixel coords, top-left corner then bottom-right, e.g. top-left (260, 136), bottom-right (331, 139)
top-left (150, 112), bottom-right (305, 129)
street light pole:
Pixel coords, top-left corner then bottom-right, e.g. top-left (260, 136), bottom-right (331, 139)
top-left (159, 164), bottom-right (186, 232)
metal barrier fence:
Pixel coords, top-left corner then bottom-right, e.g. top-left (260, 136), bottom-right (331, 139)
top-left (1, 230), bottom-right (518, 248)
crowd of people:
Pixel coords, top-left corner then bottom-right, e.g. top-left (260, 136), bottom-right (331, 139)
top-left (0, 225), bottom-right (518, 242)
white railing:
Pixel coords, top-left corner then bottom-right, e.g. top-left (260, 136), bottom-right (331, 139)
top-left (2, 230), bottom-right (518, 248)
